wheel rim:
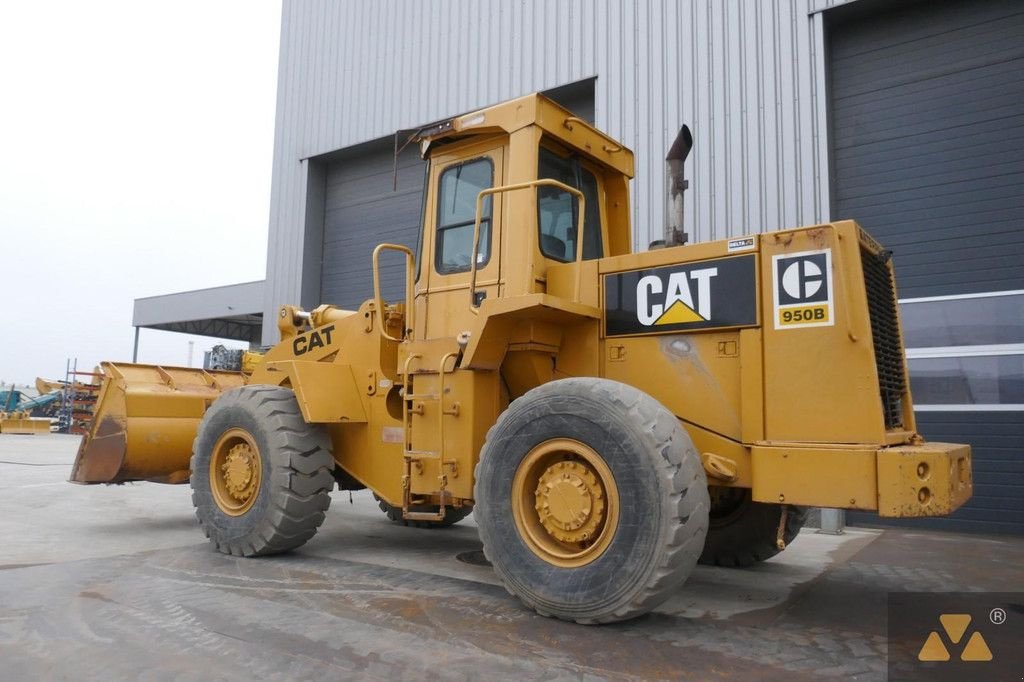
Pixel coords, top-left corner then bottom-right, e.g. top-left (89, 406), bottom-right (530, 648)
top-left (511, 438), bottom-right (619, 568)
top-left (209, 428), bottom-right (262, 516)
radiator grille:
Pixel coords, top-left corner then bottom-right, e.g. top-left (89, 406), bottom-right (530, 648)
top-left (860, 245), bottom-right (906, 429)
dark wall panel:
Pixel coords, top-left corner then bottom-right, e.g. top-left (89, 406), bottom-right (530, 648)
top-left (320, 141), bottom-right (425, 309)
top-left (829, 0), bottom-right (1024, 298)
top-left (830, 0), bottom-right (1024, 535)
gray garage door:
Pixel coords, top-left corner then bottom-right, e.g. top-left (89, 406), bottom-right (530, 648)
top-left (830, 0), bottom-right (1024, 297)
top-left (829, 0), bottom-right (1024, 535)
top-left (319, 81), bottom-right (596, 310)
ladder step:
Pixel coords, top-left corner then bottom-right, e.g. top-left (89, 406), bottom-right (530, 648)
top-left (404, 511), bottom-right (446, 522)
top-left (404, 449), bottom-right (441, 459)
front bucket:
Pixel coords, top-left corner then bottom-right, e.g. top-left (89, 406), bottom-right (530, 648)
top-left (0, 412), bottom-right (51, 435)
top-left (70, 362), bottom-right (246, 484)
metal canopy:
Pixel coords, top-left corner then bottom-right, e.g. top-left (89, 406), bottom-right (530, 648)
top-left (133, 281), bottom-right (264, 343)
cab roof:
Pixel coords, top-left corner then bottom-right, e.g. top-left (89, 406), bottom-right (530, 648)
top-left (417, 93), bottom-right (635, 178)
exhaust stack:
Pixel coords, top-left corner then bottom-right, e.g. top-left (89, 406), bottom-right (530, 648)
top-left (664, 125), bottom-right (693, 247)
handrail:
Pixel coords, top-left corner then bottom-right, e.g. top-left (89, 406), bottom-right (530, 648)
top-left (372, 243), bottom-right (416, 342)
top-left (562, 116), bottom-right (587, 131)
top-left (468, 178), bottom-right (586, 313)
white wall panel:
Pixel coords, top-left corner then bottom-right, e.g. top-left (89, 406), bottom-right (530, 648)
top-left (263, 0), bottom-right (834, 341)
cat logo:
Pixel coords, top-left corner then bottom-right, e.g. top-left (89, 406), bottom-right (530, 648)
top-left (636, 268), bottom-right (717, 325)
top-left (292, 325), bottom-right (335, 356)
top-left (918, 614), bottom-right (993, 662)
top-left (604, 255), bottom-right (757, 337)
top-left (772, 249), bottom-right (834, 329)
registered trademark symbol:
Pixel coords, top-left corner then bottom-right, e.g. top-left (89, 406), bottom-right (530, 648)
top-left (990, 607), bottom-right (1006, 625)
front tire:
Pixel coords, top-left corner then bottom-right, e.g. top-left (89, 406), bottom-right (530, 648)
top-left (474, 378), bottom-right (709, 624)
top-left (190, 385), bottom-right (335, 556)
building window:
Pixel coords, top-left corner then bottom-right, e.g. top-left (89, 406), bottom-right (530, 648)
top-left (435, 158), bottom-right (493, 274)
top-left (902, 290), bottom-right (1024, 411)
top-left (537, 147), bottom-right (603, 262)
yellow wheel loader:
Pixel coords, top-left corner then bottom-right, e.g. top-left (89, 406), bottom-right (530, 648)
top-left (72, 94), bottom-right (973, 623)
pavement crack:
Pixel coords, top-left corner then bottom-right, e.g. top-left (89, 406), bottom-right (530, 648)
top-left (0, 563), bottom-right (51, 571)
top-left (0, 460), bottom-right (68, 466)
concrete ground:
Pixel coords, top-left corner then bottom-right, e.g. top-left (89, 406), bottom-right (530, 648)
top-left (1, 434), bottom-right (1021, 681)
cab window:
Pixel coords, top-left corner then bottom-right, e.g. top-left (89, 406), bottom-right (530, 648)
top-left (435, 158), bottom-right (493, 274)
top-left (537, 147), bottom-right (603, 262)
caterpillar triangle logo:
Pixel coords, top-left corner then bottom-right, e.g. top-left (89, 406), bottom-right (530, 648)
top-left (917, 614), bottom-right (993, 662)
top-left (603, 254), bottom-right (757, 337)
top-left (654, 300), bottom-right (705, 325)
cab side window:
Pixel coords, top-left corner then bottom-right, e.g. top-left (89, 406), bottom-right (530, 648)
top-left (435, 158), bottom-right (494, 274)
top-left (537, 148), bottom-right (603, 262)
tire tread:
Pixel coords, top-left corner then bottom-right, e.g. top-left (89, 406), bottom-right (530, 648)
top-left (475, 378), bottom-right (710, 624)
top-left (190, 386), bottom-right (334, 557)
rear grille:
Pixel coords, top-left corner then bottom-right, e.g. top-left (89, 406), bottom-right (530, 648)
top-left (860, 244), bottom-right (906, 429)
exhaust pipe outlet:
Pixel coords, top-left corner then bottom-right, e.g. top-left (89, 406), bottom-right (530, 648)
top-left (663, 125), bottom-right (693, 248)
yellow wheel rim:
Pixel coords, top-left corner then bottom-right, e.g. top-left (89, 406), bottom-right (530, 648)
top-left (511, 438), bottom-right (619, 568)
top-left (209, 428), bottom-right (262, 516)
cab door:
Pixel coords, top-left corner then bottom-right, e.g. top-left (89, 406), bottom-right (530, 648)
top-left (418, 141), bottom-right (505, 341)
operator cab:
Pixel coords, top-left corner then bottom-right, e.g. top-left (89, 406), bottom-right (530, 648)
top-left (411, 94), bottom-right (635, 340)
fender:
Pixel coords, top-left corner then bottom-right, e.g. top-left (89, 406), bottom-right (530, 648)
top-left (262, 360), bottom-right (367, 423)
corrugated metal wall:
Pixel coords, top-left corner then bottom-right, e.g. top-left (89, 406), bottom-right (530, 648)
top-left (263, 0), bottom-right (832, 341)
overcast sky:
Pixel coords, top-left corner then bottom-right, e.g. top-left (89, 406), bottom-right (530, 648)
top-left (0, 1), bottom-right (281, 387)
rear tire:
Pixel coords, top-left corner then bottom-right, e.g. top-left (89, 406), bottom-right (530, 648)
top-left (699, 487), bottom-right (806, 567)
top-left (475, 378), bottom-right (709, 624)
top-left (190, 385), bottom-right (335, 556)
top-left (373, 494), bottom-right (473, 528)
